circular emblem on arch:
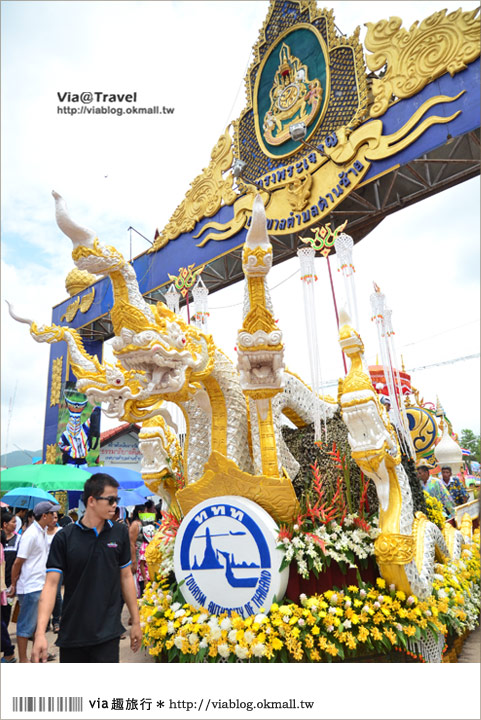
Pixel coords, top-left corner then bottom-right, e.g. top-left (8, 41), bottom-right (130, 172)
top-left (173, 496), bottom-right (288, 617)
top-left (253, 24), bottom-right (330, 159)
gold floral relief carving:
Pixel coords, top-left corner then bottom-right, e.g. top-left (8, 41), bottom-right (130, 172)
top-left (65, 267), bottom-right (97, 298)
top-left (60, 287), bottom-right (96, 323)
top-left (45, 444), bottom-right (58, 464)
top-left (49, 356), bottom-right (64, 406)
top-left (374, 532), bottom-right (414, 565)
top-left (287, 173), bottom-right (313, 212)
top-left (79, 287), bottom-right (95, 313)
top-left (151, 127), bottom-right (237, 251)
top-left (60, 297), bottom-right (80, 323)
top-left (176, 451), bottom-right (299, 525)
top-left (365, 7), bottom-right (480, 118)
top-left (71, 238), bottom-right (105, 261)
top-left (110, 298), bottom-right (158, 336)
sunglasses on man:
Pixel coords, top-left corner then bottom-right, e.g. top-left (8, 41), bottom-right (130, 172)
top-left (95, 495), bottom-right (120, 505)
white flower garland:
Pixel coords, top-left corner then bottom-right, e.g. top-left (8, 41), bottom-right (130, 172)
top-left (280, 514), bottom-right (381, 579)
top-left (154, 534), bottom-right (176, 579)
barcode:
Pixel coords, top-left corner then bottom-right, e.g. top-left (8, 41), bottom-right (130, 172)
top-left (12, 697), bottom-right (83, 712)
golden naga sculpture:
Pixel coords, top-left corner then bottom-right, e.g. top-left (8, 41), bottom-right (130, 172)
top-left (10, 192), bottom-right (338, 523)
top-left (8, 189), bottom-right (476, 590)
top-left (337, 310), bottom-right (467, 598)
top-left (365, 7), bottom-right (481, 118)
top-left (237, 194), bottom-right (285, 479)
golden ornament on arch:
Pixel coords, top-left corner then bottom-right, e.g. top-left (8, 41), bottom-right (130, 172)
top-left (65, 268), bottom-right (97, 297)
top-left (364, 7), bottom-right (481, 118)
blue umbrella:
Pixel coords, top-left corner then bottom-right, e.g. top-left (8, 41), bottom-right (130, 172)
top-left (131, 484), bottom-right (155, 499)
top-left (117, 488), bottom-right (149, 506)
top-left (79, 465), bottom-right (143, 488)
top-left (2, 486), bottom-right (59, 510)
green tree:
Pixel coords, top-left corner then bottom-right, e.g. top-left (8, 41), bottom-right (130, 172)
top-left (460, 429), bottom-right (480, 462)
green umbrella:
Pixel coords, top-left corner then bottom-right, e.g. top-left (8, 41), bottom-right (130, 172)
top-left (1, 464), bottom-right (87, 494)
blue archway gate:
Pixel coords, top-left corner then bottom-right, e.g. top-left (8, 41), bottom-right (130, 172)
top-left (42, 1), bottom-right (480, 461)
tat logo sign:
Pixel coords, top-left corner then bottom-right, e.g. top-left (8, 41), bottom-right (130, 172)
top-left (173, 496), bottom-right (288, 617)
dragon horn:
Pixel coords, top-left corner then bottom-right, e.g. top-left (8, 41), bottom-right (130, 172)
top-left (246, 194), bottom-right (270, 249)
top-left (339, 306), bottom-right (351, 326)
top-left (52, 190), bottom-right (96, 248)
top-left (5, 300), bottom-right (33, 326)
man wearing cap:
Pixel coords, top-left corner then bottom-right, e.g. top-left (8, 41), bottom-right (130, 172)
top-left (31, 473), bottom-right (141, 663)
top-left (417, 461), bottom-right (455, 519)
top-left (7, 500), bottom-right (60, 663)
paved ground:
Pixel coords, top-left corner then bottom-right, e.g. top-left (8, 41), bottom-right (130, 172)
top-left (456, 624), bottom-right (481, 663)
top-left (8, 607), bottom-right (479, 663)
top-left (8, 605), bottom-right (154, 663)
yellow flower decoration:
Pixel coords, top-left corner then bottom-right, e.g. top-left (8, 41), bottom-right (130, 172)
top-left (138, 541), bottom-right (480, 663)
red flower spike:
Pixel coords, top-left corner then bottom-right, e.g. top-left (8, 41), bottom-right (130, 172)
top-left (353, 516), bottom-right (371, 533)
top-left (305, 532), bottom-right (326, 552)
top-left (278, 524), bottom-right (293, 541)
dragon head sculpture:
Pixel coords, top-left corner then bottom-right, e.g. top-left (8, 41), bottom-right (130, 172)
top-left (110, 303), bottom-right (214, 402)
top-left (51, 191), bottom-right (217, 407)
top-left (6, 302), bottom-right (161, 423)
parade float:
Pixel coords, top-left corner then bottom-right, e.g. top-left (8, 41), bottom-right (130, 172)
top-left (8, 0), bottom-right (480, 662)
top-left (9, 190), bottom-right (480, 663)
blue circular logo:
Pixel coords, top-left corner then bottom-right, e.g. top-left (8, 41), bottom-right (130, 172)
top-left (174, 496), bottom-right (288, 617)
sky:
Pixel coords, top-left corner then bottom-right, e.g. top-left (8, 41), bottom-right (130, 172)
top-left (1, 0), bottom-right (480, 461)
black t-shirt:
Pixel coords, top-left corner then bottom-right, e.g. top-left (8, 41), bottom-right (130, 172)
top-left (4, 534), bottom-right (20, 587)
top-left (46, 519), bottom-right (131, 648)
top-left (58, 516), bottom-right (73, 528)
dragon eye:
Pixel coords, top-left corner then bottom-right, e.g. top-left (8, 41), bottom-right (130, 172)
top-left (181, 338), bottom-right (186, 345)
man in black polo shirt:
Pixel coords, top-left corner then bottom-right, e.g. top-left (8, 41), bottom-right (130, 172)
top-left (31, 473), bottom-right (142, 663)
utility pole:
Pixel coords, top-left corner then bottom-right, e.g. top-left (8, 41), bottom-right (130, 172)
top-left (5, 381), bottom-right (18, 467)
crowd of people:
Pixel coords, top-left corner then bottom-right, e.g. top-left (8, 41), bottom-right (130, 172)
top-left (417, 463), bottom-right (470, 519)
top-left (0, 465), bottom-right (472, 663)
top-left (0, 474), bottom-right (163, 664)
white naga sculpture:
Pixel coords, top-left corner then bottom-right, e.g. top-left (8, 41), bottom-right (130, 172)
top-left (9, 192), bottom-right (472, 599)
top-left (9, 192), bottom-right (335, 505)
